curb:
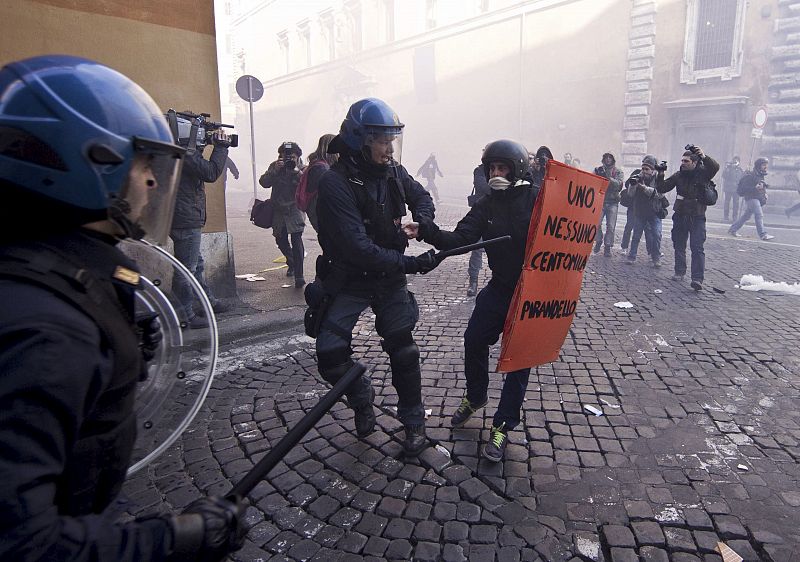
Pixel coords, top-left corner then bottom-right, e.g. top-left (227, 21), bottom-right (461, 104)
top-left (216, 305), bottom-right (305, 347)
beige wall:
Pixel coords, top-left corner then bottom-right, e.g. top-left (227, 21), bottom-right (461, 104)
top-left (0, 0), bottom-right (228, 233)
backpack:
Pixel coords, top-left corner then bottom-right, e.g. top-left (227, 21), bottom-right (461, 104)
top-left (652, 194), bottom-right (669, 219)
top-left (296, 160), bottom-right (329, 212)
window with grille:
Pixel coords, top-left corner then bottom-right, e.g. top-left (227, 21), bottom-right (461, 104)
top-left (681, 0), bottom-right (746, 83)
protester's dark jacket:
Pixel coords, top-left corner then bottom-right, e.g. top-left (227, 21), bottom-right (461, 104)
top-left (737, 171), bottom-right (768, 205)
top-left (656, 155), bottom-right (719, 216)
top-left (259, 162), bottom-right (302, 209)
top-left (423, 182), bottom-right (537, 292)
top-left (470, 165), bottom-right (491, 205)
top-left (317, 156), bottom-right (435, 277)
top-left (172, 146), bottom-right (228, 230)
top-left (722, 162), bottom-right (744, 194)
top-left (593, 165), bottom-right (624, 205)
top-left (624, 171), bottom-right (665, 218)
top-left (0, 230), bottom-right (172, 561)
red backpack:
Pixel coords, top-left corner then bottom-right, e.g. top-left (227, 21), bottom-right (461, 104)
top-left (296, 160), bottom-right (329, 212)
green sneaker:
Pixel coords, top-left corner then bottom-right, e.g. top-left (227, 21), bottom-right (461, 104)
top-left (451, 396), bottom-right (487, 428)
top-left (483, 423), bottom-right (508, 462)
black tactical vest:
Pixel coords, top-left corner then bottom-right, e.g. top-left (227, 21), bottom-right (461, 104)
top-left (345, 172), bottom-right (409, 253)
top-left (0, 236), bottom-right (142, 515)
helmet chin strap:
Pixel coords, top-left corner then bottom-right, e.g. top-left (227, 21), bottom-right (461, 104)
top-left (108, 197), bottom-right (146, 240)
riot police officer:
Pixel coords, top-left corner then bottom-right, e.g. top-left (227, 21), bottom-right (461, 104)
top-left (312, 98), bottom-right (439, 456)
top-left (413, 139), bottom-right (538, 462)
top-left (0, 55), bottom-right (244, 561)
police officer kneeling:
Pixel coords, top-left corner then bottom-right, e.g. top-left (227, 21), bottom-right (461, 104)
top-left (312, 98), bottom-right (438, 456)
top-left (0, 56), bottom-right (244, 561)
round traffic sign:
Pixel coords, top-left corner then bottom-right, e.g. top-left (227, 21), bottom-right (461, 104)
top-left (753, 107), bottom-right (768, 129)
top-left (236, 75), bottom-right (264, 102)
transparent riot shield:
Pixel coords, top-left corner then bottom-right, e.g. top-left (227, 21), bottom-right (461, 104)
top-left (118, 239), bottom-right (218, 476)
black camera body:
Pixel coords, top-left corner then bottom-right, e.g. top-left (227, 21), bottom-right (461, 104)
top-left (684, 144), bottom-right (699, 154)
top-left (654, 160), bottom-right (668, 172)
top-left (166, 109), bottom-right (238, 149)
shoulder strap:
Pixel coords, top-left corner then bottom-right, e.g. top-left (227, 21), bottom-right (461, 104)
top-left (0, 245), bottom-right (134, 347)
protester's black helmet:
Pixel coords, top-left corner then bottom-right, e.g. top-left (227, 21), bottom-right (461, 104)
top-left (481, 139), bottom-right (530, 182)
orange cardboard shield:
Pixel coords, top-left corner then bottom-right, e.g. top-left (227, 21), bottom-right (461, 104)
top-left (497, 161), bottom-right (607, 371)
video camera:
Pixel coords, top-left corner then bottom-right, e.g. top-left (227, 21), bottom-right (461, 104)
top-left (166, 109), bottom-right (238, 149)
top-left (654, 160), bottom-right (668, 172)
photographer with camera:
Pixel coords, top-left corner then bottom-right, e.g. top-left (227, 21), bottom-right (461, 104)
top-left (592, 152), bottom-right (624, 256)
top-left (623, 156), bottom-right (669, 267)
top-left (656, 144), bottom-right (719, 291)
top-left (530, 145), bottom-right (553, 189)
top-left (259, 142), bottom-right (306, 288)
top-left (728, 157), bottom-right (774, 241)
top-left (170, 113), bottom-right (231, 328)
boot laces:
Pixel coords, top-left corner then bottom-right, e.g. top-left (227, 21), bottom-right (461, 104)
top-left (456, 397), bottom-right (477, 416)
top-left (490, 423), bottom-right (507, 447)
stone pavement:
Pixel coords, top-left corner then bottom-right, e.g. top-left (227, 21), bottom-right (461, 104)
top-left (120, 204), bottom-right (800, 562)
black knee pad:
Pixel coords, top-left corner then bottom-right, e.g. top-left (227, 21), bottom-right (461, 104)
top-left (318, 347), bottom-right (353, 373)
top-left (380, 331), bottom-right (414, 355)
top-left (318, 358), bottom-right (355, 385)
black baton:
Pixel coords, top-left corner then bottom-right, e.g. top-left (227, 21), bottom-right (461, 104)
top-left (434, 235), bottom-right (511, 259)
top-left (227, 361), bottom-right (367, 498)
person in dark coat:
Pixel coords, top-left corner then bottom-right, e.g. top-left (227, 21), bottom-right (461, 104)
top-left (592, 152), bottom-right (625, 257)
top-left (623, 155), bottom-right (668, 267)
top-left (656, 145), bottom-right (719, 291)
top-left (169, 113), bottom-right (230, 328)
top-left (0, 55), bottom-right (244, 562)
top-left (411, 139), bottom-right (538, 463)
top-left (721, 156), bottom-right (744, 222)
top-left (416, 152), bottom-right (443, 203)
top-left (312, 98), bottom-right (439, 456)
top-left (728, 157), bottom-right (774, 241)
top-left (260, 141), bottom-right (307, 287)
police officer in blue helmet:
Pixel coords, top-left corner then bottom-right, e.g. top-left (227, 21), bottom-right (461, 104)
top-left (310, 98), bottom-right (439, 456)
top-left (0, 56), bottom-right (244, 561)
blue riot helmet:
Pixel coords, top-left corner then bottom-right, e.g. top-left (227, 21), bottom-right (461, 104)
top-left (337, 98), bottom-right (404, 168)
top-left (0, 55), bottom-right (184, 244)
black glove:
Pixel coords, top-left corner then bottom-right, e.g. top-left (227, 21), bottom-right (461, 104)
top-left (212, 131), bottom-right (231, 148)
top-left (413, 249), bottom-right (441, 274)
top-left (169, 496), bottom-right (246, 562)
top-left (416, 217), bottom-right (439, 241)
top-left (135, 312), bottom-right (162, 379)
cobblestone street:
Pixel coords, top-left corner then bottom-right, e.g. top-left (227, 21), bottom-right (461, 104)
top-left (121, 205), bottom-right (800, 562)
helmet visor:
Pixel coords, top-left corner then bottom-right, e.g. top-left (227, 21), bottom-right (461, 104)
top-left (364, 131), bottom-right (403, 168)
top-left (122, 137), bottom-right (184, 245)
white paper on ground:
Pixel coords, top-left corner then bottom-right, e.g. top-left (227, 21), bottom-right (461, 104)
top-left (614, 301), bottom-right (634, 308)
top-left (584, 405), bottom-right (604, 416)
top-left (245, 276), bottom-right (267, 282)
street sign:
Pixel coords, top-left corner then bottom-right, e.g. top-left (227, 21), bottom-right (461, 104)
top-left (235, 75), bottom-right (264, 199)
top-left (751, 128), bottom-right (763, 139)
top-left (236, 75), bottom-right (264, 102)
top-left (753, 107), bottom-right (768, 129)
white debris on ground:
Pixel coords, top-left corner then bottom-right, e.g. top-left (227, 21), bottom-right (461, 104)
top-left (738, 274), bottom-right (800, 296)
top-left (614, 301), bottom-right (634, 308)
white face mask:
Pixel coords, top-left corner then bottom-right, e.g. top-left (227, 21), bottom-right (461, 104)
top-left (488, 176), bottom-right (512, 191)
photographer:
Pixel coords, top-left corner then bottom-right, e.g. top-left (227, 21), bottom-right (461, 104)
top-left (592, 152), bottom-right (624, 256)
top-left (530, 145), bottom-right (553, 189)
top-left (171, 122), bottom-right (230, 328)
top-left (656, 144), bottom-right (719, 291)
top-left (259, 142), bottom-right (306, 287)
top-left (728, 157), bottom-right (774, 241)
top-left (623, 156), bottom-right (668, 267)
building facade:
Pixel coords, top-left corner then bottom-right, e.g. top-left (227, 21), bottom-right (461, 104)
top-left (220, 0), bottom-right (796, 210)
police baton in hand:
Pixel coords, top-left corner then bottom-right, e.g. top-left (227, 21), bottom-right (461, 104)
top-left (227, 362), bottom-right (367, 499)
top-left (433, 235), bottom-right (511, 260)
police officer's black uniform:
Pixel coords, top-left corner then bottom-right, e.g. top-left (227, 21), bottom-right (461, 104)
top-left (315, 153), bottom-right (435, 454)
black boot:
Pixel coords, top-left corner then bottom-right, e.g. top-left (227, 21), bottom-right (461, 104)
top-left (402, 423), bottom-right (427, 456)
top-left (352, 387), bottom-right (376, 438)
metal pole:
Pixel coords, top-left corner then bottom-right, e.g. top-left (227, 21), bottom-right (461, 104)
top-left (227, 362), bottom-right (367, 498)
top-left (248, 78), bottom-right (258, 200)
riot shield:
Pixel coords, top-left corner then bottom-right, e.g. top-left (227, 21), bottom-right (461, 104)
top-left (118, 239), bottom-right (218, 476)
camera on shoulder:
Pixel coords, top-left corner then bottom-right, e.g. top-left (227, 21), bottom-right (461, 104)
top-left (166, 109), bottom-right (238, 149)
